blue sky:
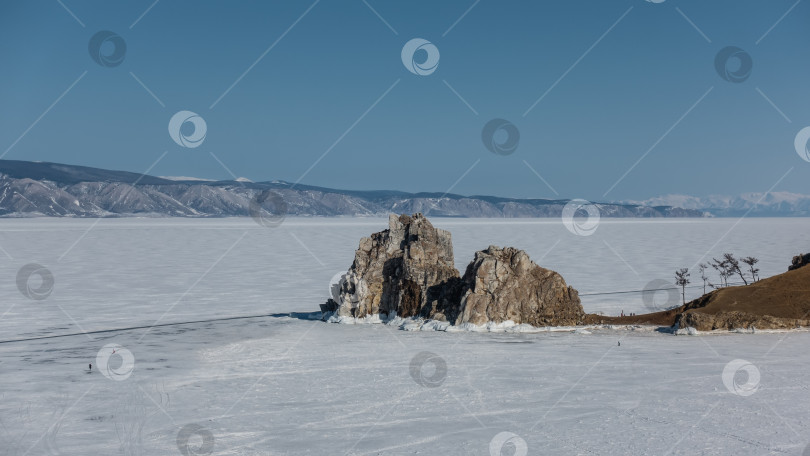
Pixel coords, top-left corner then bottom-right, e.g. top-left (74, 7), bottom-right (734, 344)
top-left (0, 0), bottom-right (808, 201)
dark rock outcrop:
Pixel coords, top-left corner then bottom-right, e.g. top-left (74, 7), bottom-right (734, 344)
top-left (455, 246), bottom-right (584, 326)
top-left (788, 253), bottom-right (810, 271)
top-left (324, 214), bottom-right (584, 327)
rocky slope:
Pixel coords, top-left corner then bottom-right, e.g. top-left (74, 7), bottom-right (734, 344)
top-left (0, 160), bottom-right (706, 218)
top-left (323, 213), bottom-right (584, 326)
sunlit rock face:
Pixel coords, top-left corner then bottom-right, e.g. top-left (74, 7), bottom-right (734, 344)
top-left (455, 246), bottom-right (584, 327)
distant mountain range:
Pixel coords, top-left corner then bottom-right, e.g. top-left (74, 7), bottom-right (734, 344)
top-left (0, 159), bottom-right (792, 218)
top-left (623, 193), bottom-right (810, 217)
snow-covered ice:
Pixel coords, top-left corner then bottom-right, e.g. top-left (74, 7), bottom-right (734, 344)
top-left (3, 316), bottom-right (810, 455)
top-left (1, 217), bottom-right (809, 455)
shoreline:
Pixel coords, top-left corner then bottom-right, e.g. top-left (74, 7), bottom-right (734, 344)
top-left (319, 312), bottom-right (810, 336)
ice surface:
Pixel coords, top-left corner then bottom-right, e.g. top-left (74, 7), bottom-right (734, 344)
top-left (1, 217), bottom-right (809, 455)
top-left (2, 316), bottom-right (810, 455)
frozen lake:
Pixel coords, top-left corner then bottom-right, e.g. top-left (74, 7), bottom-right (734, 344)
top-left (0, 217), bottom-right (808, 337)
top-left (1, 217), bottom-right (809, 455)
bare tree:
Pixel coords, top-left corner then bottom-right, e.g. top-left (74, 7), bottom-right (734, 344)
top-left (741, 256), bottom-right (760, 282)
top-left (698, 263), bottom-right (709, 295)
top-left (723, 253), bottom-right (748, 285)
top-left (711, 258), bottom-right (730, 287)
top-left (675, 268), bottom-right (690, 305)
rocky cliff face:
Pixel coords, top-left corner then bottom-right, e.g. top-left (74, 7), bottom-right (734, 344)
top-left (325, 214), bottom-right (584, 327)
top-left (455, 246), bottom-right (584, 326)
top-left (331, 213), bottom-right (461, 320)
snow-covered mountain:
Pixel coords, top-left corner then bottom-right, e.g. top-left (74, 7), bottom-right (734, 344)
top-left (624, 192), bottom-right (810, 217)
top-left (0, 159), bottom-right (707, 218)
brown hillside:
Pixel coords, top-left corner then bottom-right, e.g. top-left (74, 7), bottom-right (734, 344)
top-left (585, 262), bottom-right (810, 331)
top-left (682, 264), bottom-right (810, 319)
top-left (674, 264), bottom-right (810, 331)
